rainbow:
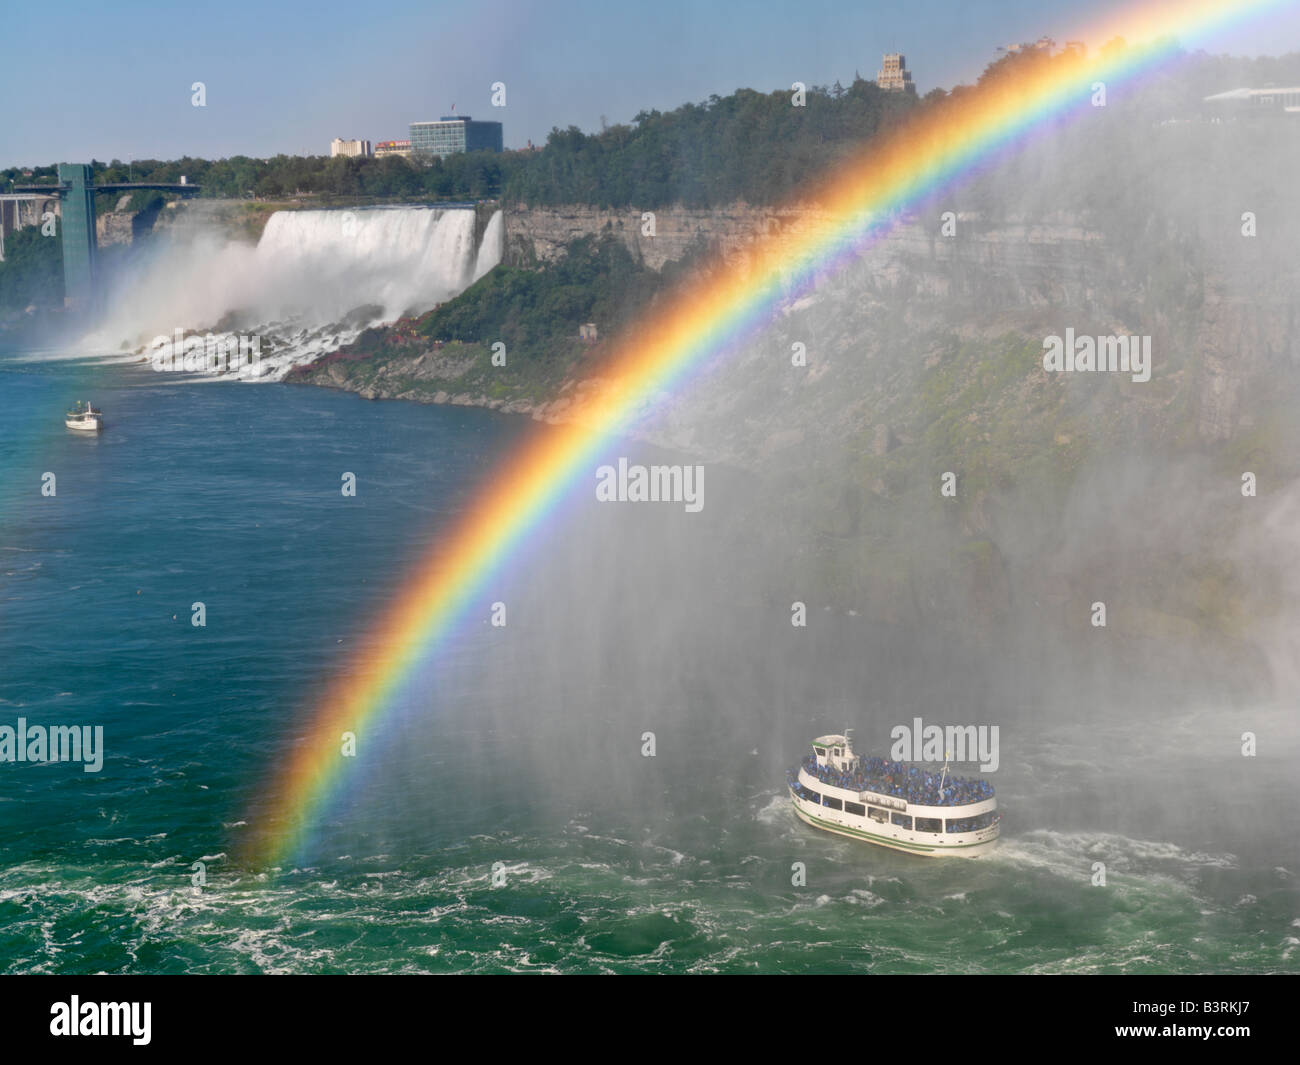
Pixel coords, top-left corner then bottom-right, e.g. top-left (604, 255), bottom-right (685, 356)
top-left (250, 0), bottom-right (1284, 865)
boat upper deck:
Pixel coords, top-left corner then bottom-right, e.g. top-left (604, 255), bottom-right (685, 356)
top-left (799, 752), bottom-right (994, 809)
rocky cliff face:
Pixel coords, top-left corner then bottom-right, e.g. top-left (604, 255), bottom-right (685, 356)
top-left (505, 204), bottom-right (799, 269)
top-left (505, 204), bottom-right (1107, 302)
top-left (96, 205), bottom-right (135, 247)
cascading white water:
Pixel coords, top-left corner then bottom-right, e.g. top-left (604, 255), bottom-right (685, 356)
top-left (471, 209), bottom-right (504, 282)
top-left (256, 207), bottom-right (480, 322)
top-left (86, 206), bottom-right (504, 379)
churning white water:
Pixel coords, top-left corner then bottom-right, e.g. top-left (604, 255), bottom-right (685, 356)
top-left (84, 206), bottom-right (503, 379)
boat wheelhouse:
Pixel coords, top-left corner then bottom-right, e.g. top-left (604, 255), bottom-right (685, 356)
top-left (65, 401), bottom-right (104, 432)
top-left (788, 732), bottom-right (999, 857)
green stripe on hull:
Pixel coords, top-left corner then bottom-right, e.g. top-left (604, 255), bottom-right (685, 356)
top-left (789, 790), bottom-right (996, 855)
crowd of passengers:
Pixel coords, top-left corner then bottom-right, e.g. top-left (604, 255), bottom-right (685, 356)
top-left (801, 754), bottom-right (994, 806)
top-left (943, 815), bottom-right (997, 833)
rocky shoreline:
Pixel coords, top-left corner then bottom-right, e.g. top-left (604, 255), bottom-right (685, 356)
top-left (289, 359), bottom-right (580, 424)
top-left (283, 331), bottom-right (637, 440)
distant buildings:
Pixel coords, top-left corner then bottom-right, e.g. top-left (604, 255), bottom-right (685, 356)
top-left (409, 115), bottom-right (504, 159)
top-left (992, 38), bottom-right (1086, 63)
top-left (1204, 86), bottom-right (1300, 116)
top-left (999, 37), bottom-right (1056, 55)
top-left (877, 53), bottom-right (916, 94)
top-left (339, 109), bottom-right (506, 164)
top-left (330, 138), bottom-right (372, 158)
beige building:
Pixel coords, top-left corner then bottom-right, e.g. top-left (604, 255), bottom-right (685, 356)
top-left (877, 53), bottom-right (916, 95)
top-left (330, 138), bottom-right (372, 158)
top-left (374, 140), bottom-right (413, 158)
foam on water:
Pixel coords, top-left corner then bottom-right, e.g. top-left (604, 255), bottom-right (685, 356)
top-left (994, 830), bottom-right (1239, 879)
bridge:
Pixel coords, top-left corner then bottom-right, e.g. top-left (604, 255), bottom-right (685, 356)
top-left (2, 165), bottom-right (200, 308)
top-left (0, 191), bottom-right (61, 265)
top-left (12, 181), bottom-right (202, 195)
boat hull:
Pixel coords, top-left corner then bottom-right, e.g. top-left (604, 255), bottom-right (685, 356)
top-left (790, 786), bottom-right (999, 858)
top-left (65, 417), bottom-right (103, 432)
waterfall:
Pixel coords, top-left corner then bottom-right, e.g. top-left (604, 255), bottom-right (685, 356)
top-left (86, 206), bottom-right (505, 379)
top-left (472, 210), bottom-right (504, 281)
top-left (256, 207), bottom-right (480, 322)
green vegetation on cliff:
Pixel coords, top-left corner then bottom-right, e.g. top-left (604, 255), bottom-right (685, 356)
top-left (291, 233), bottom-right (704, 404)
top-left (418, 233), bottom-right (702, 356)
top-left (0, 226), bottom-right (62, 314)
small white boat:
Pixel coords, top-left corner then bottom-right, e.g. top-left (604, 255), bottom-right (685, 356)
top-left (789, 732), bottom-right (1000, 857)
top-left (65, 401), bottom-right (104, 432)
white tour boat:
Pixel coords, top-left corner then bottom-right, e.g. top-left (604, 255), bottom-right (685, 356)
top-left (65, 401), bottom-right (104, 432)
top-left (789, 732), bottom-right (999, 857)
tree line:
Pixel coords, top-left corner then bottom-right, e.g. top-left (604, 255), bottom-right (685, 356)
top-left (5, 50), bottom-right (1298, 212)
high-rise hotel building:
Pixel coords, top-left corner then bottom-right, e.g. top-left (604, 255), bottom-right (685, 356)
top-left (877, 53), bottom-right (916, 94)
top-left (409, 116), bottom-right (504, 158)
top-left (330, 138), bottom-right (372, 158)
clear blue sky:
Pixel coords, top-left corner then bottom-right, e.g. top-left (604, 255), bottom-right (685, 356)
top-left (3, 0), bottom-right (1297, 167)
